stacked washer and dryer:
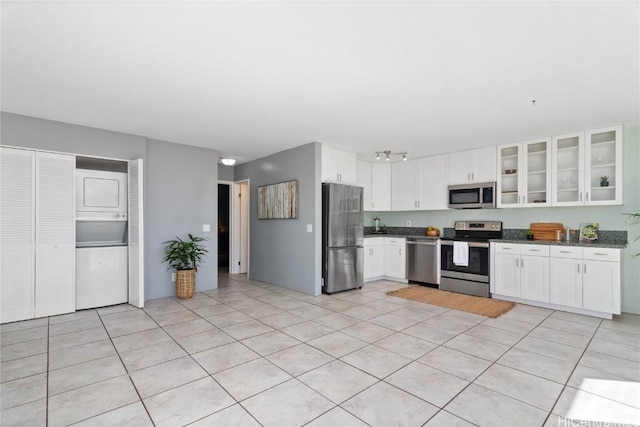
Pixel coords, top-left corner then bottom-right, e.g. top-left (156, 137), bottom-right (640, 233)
top-left (75, 169), bottom-right (129, 310)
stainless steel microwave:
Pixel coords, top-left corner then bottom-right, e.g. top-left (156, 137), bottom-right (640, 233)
top-left (448, 182), bottom-right (496, 209)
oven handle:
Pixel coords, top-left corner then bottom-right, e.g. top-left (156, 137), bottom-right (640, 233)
top-left (441, 240), bottom-right (489, 248)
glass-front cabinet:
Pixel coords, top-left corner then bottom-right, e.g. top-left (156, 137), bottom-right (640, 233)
top-left (497, 139), bottom-right (551, 208)
top-left (585, 126), bottom-right (623, 205)
top-left (552, 125), bottom-right (623, 206)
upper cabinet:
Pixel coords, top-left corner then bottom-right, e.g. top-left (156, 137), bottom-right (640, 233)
top-left (322, 146), bottom-right (356, 184)
top-left (497, 139), bottom-right (551, 208)
top-left (552, 125), bottom-right (623, 206)
top-left (356, 161), bottom-right (391, 211)
top-left (391, 159), bottom-right (421, 210)
top-left (449, 146), bottom-right (496, 185)
top-left (391, 154), bottom-right (450, 211)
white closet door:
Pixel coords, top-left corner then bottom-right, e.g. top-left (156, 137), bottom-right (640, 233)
top-left (35, 152), bottom-right (75, 318)
top-left (128, 159), bottom-right (144, 308)
top-left (1, 148), bottom-right (36, 323)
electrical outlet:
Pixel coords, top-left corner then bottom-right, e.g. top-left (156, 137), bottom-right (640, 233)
top-left (171, 272), bottom-right (176, 282)
top-left (306, 224), bottom-right (313, 232)
top-left (202, 224), bottom-right (211, 232)
top-left (406, 220), bottom-right (412, 226)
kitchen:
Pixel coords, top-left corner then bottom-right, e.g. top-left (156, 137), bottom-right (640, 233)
top-left (321, 127), bottom-right (635, 319)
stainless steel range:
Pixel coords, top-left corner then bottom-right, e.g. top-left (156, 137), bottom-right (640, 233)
top-left (440, 220), bottom-right (503, 297)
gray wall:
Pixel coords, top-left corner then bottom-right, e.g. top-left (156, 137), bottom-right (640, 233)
top-left (1, 112), bottom-right (220, 301)
top-left (146, 140), bottom-right (219, 299)
top-left (365, 126), bottom-right (640, 313)
top-left (235, 142), bottom-right (322, 295)
top-left (218, 164), bottom-right (234, 181)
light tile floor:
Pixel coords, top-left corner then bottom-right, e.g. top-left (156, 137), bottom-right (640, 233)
top-left (1, 274), bottom-right (639, 427)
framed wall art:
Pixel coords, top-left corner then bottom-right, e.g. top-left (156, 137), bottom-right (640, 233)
top-left (257, 180), bottom-right (298, 219)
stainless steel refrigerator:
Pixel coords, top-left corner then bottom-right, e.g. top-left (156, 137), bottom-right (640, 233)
top-left (322, 183), bottom-right (364, 294)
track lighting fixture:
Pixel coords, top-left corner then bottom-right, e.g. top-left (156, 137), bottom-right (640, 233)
top-left (375, 150), bottom-right (408, 162)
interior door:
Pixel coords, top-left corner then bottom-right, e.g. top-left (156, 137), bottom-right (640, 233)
top-left (128, 159), bottom-right (144, 308)
top-left (35, 152), bottom-right (76, 318)
top-left (0, 148), bottom-right (36, 323)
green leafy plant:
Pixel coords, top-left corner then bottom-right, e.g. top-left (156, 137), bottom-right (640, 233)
top-left (600, 175), bottom-right (609, 183)
top-left (162, 234), bottom-right (208, 271)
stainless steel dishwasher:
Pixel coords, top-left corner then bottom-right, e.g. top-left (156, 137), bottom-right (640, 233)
top-left (406, 238), bottom-right (440, 286)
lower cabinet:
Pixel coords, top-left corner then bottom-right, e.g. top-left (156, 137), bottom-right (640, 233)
top-left (364, 237), bottom-right (407, 282)
top-left (493, 243), bottom-right (549, 303)
top-left (492, 242), bottom-right (622, 318)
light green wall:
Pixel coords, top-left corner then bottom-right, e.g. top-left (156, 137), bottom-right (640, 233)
top-left (366, 126), bottom-right (640, 313)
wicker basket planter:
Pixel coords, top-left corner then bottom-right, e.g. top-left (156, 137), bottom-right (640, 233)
top-left (175, 269), bottom-right (196, 299)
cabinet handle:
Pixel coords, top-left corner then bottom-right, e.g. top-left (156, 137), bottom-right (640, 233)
top-left (521, 259), bottom-right (524, 268)
top-left (560, 250), bottom-right (571, 253)
top-left (472, 172), bottom-right (475, 181)
top-left (467, 173), bottom-right (471, 181)
top-left (578, 263), bottom-right (580, 273)
top-left (584, 264), bottom-right (587, 274)
top-left (586, 192), bottom-right (590, 202)
top-left (594, 252), bottom-right (608, 256)
top-left (579, 192), bottom-right (583, 202)
top-left (516, 258), bottom-right (519, 267)
top-left (399, 249), bottom-right (402, 256)
top-left (530, 249), bottom-right (540, 252)
top-left (417, 201), bottom-right (420, 208)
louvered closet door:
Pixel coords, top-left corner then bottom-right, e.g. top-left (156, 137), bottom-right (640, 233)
top-left (128, 159), bottom-right (144, 308)
top-left (0, 148), bottom-right (36, 323)
top-left (35, 152), bottom-right (75, 317)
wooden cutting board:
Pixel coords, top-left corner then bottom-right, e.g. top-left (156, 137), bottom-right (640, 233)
top-left (530, 222), bottom-right (564, 240)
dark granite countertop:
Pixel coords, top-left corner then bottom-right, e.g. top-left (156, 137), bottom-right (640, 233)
top-left (364, 234), bottom-right (439, 240)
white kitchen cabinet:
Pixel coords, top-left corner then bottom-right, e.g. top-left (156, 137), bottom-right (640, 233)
top-left (391, 160), bottom-right (420, 210)
top-left (582, 248), bottom-right (621, 314)
top-left (549, 247), bottom-right (583, 308)
top-left (371, 163), bottom-right (391, 211)
top-left (357, 161), bottom-right (391, 211)
top-left (384, 238), bottom-right (406, 280)
top-left (552, 125), bottom-right (623, 206)
top-left (419, 154), bottom-right (449, 210)
top-left (356, 161), bottom-right (373, 210)
top-left (322, 146), bottom-right (356, 184)
top-left (1, 148), bottom-right (36, 323)
top-left (497, 139), bottom-right (551, 208)
top-left (0, 148), bottom-right (75, 323)
top-left (449, 146), bottom-right (496, 185)
top-left (363, 238), bottom-right (385, 281)
top-left (492, 243), bottom-right (549, 303)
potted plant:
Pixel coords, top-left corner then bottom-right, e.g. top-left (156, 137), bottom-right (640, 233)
top-left (162, 234), bottom-right (208, 299)
top-left (526, 230), bottom-right (534, 240)
top-left (600, 176), bottom-right (610, 187)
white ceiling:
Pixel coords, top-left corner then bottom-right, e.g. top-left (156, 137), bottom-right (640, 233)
top-left (2, 1), bottom-right (638, 164)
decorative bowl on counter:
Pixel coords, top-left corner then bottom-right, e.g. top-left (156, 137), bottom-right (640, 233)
top-left (426, 227), bottom-right (439, 237)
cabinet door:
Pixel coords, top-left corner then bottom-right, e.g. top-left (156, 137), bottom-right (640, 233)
top-left (552, 132), bottom-right (585, 206)
top-left (321, 146), bottom-right (338, 182)
top-left (497, 143), bottom-right (522, 207)
top-left (0, 148), bottom-right (36, 323)
top-left (449, 151), bottom-right (470, 184)
top-left (385, 244), bottom-right (406, 279)
top-left (335, 150), bottom-right (357, 184)
top-left (371, 163), bottom-right (391, 211)
top-left (471, 146), bottom-right (496, 182)
top-left (35, 152), bottom-right (75, 318)
top-left (522, 139), bottom-right (551, 207)
top-left (356, 161), bottom-right (373, 210)
top-left (583, 260), bottom-right (621, 314)
top-left (493, 253), bottom-right (520, 297)
top-left (520, 255), bottom-right (549, 303)
top-left (549, 258), bottom-right (582, 308)
top-left (391, 160), bottom-right (419, 210)
top-left (128, 159), bottom-right (145, 308)
top-left (364, 245), bottom-right (385, 280)
top-left (419, 154), bottom-right (449, 210)
top-left (584, 125), bottom-right (623, 206)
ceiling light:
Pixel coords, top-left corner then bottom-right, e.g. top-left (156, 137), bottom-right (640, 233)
top-left (220, 158), bottom-right (236, 166)
top-left (375, 150), bottom-right (408, 163)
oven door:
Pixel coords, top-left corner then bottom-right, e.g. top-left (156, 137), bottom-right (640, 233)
top-left (440, 240), bottom-right (489, 283)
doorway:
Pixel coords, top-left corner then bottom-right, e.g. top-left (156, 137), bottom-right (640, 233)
top-left (232, 180), bottom-right (249, 275)
top-left (218, 183), bottom-right (230, 272)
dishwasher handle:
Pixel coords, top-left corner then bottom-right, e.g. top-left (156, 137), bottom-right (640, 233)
top-left (406, 240), bottom-right (438, 246)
